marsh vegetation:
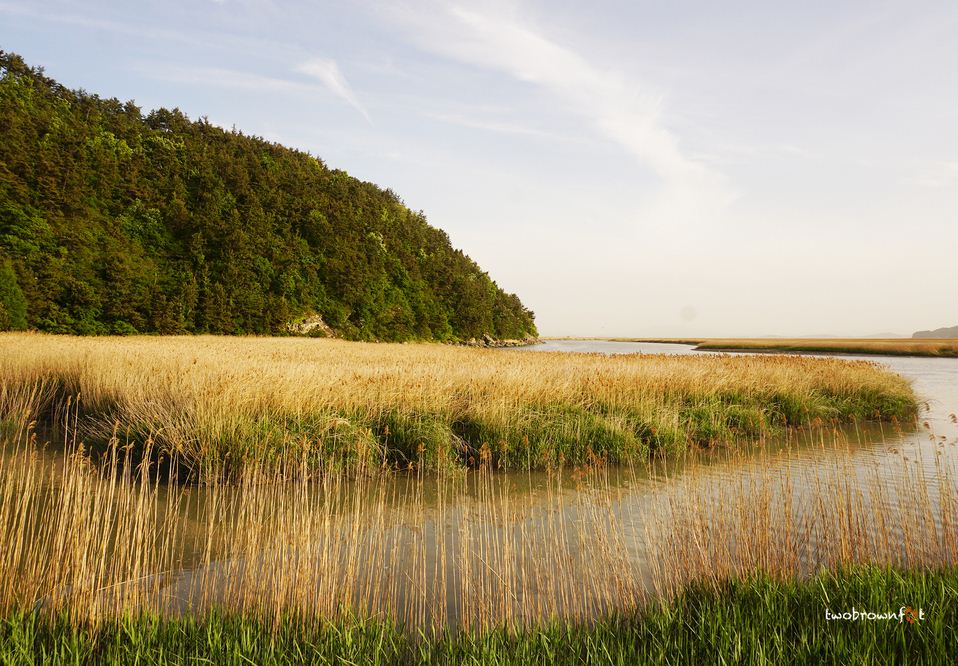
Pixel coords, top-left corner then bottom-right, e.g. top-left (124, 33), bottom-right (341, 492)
top-left (613, 337), bottom-right (958, 358)
top-left (1, 413), bottom-right (956, 662)
top-left (2, 334), bottom-right (955, 661)
top-left (0, 333), bottom-right (917, 479)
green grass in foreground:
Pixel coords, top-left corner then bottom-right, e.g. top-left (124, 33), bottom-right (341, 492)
top-left (4, 566), bottom-right (955, 665)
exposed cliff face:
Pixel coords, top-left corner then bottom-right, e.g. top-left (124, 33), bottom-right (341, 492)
top-left (286, 314), bottom-right (336, 337)
top-left (457, 334), bottom-right (541, 348)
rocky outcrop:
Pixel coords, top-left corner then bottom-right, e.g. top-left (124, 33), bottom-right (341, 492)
top-left (286, 314), bottom-right (336, 337)
top-left (285, 317), bottom-right (538, 347)
top-left (458, 334), bottom-right (541, 348)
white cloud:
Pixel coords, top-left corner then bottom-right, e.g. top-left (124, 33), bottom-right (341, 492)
top-left (386, 1), bottom-right (735, 228)
top-left (143, 64), bottom-right (309, 94)
top-left (296, 58), bottom-right (372, 124)
top-left (135, 61), bottom-right (373, 124)
top-left (425, 110), bottom-right (584, 144)
top-left (0, 1), bottom-right (300, 59)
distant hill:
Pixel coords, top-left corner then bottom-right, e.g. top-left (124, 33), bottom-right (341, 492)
top-left (0, 51), bottom-right (536, 341)
top-left (913, 325), bottom-right (958, 339)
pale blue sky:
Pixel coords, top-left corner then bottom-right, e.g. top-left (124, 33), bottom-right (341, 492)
top-left (2, 0), bottom-right (956, 336)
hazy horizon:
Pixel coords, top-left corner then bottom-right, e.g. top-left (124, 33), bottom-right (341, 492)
top-left (2, 1), bottom-right (955, 338)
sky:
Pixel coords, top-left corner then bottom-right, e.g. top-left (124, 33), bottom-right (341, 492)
top-left (2, 0), bottom-right (956, 337)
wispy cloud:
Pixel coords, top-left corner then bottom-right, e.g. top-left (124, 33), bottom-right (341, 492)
top-left (141, 64), bottom-right (310, 94)
top-left (296, 58), bottom-right (372, 124)
top-left (133, 60), bottom-right (373, 124)
top-left (0, 1), bottom-right (301, 60)
top-left (425, 110), bottom-right (584, 144)
top-left (386, 1), bottom-right (735, 227)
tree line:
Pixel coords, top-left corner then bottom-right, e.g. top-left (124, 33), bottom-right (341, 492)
top-left (0, 51), bottom-right (537, 341)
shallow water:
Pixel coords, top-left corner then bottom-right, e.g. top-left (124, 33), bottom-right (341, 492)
top-left (6, 340), bottom-right (958, 629)
top-left (171, 342), bottom-right (958, 624)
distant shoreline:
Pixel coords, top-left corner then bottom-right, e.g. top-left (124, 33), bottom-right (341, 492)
top-left (595, 337), bottom-right (958, 359)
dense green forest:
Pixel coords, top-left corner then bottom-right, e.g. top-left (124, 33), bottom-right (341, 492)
top-left (0, 51), bottom-right (536, 341)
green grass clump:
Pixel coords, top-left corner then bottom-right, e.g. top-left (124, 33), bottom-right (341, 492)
top-left (4, 566), bottom-right (955, 664)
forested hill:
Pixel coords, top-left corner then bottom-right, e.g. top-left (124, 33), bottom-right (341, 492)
top-left (0, 51), bottom-right (537, 341)
top-left (913, 325), bottom-right (958, 339)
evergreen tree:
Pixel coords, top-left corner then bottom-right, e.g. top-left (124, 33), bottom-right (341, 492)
top-left (0, 260), bottom-right (27, 331)
top-left (0, 51), bottom-right (537, 341)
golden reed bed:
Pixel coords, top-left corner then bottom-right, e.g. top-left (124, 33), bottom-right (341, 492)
top-left (0, 333), bottom-right (917, 478)
top-left (612, 337), bottom-right (958, 358)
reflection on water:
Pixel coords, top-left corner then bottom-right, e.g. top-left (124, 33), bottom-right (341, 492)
top-left (2, 340), bottom-right (957, 630)
top-left (156, 419), bottom-right (955, 629)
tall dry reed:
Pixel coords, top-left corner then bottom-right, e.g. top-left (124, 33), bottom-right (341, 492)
top-left (0, 333), bottom-right (917, 477)
top-left (1, 416), bottom-right (955, 635)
